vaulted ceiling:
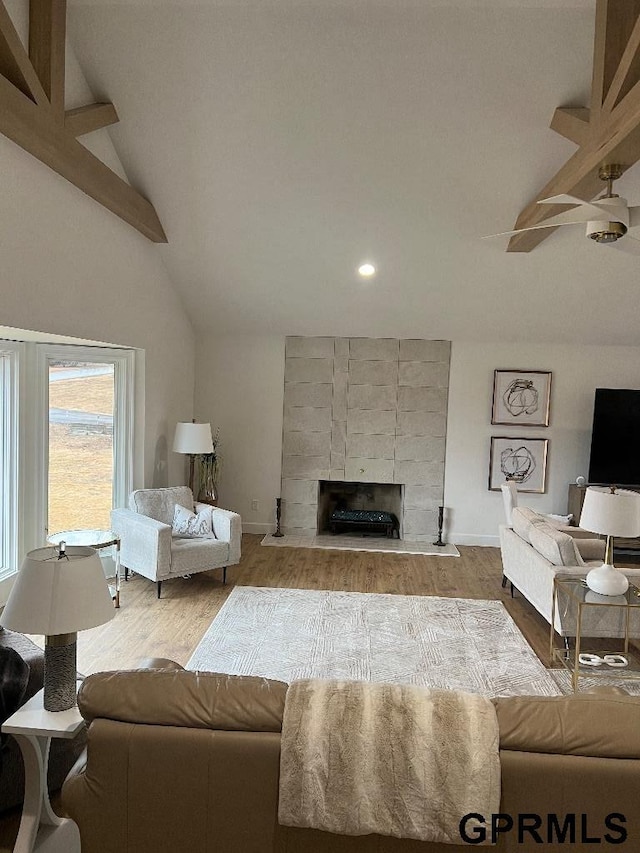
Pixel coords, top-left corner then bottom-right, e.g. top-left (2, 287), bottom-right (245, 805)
top-left (64, 0), bottom-right (640, 345)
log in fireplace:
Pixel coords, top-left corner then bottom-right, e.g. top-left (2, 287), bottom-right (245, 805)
top-left (316, 481), bottom-right (403, 538)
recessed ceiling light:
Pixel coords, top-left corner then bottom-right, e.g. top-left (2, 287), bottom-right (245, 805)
top-left (358, 263), bottom-right (376, 277)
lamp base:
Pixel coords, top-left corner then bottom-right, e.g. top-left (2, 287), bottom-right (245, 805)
top-left (44, 633), bottom-right (77, 711)
top-left (585, 564), bottom-right (629, 597)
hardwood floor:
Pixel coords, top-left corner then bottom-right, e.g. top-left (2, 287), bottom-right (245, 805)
top-left (73, 533), bottom-right (552, 674)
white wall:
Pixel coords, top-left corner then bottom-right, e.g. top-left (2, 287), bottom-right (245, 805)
top-left (195, 335), bottom-right (640, 544)
top-left (0, 0), bottom-right (196, 490)
top-left (195, 335), bottom-right (284, 532)
top-left (0, 2), bottom-right (195, 609)
top-left (446, 342), bottom-right (640, 545)
top-left (0, 134), bottom-right (195, 489)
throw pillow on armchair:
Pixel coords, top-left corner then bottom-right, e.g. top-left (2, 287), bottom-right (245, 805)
top-left (172, 504), bottom-right (216, 539)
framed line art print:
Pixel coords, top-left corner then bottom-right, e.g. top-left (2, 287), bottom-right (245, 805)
top-left (491, 370), bottom-right (552, 427)
top-left (489, 436), bottom-right (548, 493)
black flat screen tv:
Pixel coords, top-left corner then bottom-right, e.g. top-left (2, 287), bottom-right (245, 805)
top-left (588, 388), bottom-right (640, 487)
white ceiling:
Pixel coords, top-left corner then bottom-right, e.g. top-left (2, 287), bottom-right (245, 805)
top-left (66, 0), bottom-right (640, 345)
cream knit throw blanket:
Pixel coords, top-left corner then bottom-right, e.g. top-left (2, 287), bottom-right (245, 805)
top-left (278, 679), bottom-right (500, 845)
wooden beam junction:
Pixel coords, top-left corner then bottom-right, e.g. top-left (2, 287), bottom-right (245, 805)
top-left (0, 0), bottom-right (166, 243)
top-left (508, 0), bottom-right (640, 252)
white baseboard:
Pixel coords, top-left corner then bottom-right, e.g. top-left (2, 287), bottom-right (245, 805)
top-left (243, 522), bottom-right (274, 535)
top-left (450, 533), bottom-right (500, 548)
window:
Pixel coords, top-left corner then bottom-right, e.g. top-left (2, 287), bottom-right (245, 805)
top-left (0, 338), bottom-right (137, 595)
top-left (36, 345), bottom-right (135, 542)
top-left (47, 360), bottom-right (116, 533)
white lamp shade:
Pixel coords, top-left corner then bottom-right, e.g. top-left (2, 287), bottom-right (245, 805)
top-left (172, 422), bottom-right (213, 455)
top-left (0, 546), bottom-right (115, 635)
top-left (579, 486), bottom-right (640, 538)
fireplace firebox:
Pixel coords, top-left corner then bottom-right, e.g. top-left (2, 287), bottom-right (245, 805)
top-left (317, 481), bottom-right (403, 538)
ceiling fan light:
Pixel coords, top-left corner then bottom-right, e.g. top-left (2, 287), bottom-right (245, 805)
top-left (592, 232), bottom-right (619, 244)
top-left (586, 220), bottom-right (627, 243)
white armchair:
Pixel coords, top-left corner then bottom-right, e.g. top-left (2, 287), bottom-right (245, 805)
top-left (111, 487), bottom-right (241, 598)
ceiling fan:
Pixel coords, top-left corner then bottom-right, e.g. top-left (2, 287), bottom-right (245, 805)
top-left (486, 166), bottom-right (640, 246)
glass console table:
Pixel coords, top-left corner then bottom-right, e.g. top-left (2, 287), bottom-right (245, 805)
top-left (551, 575), bottom-right (640, 692)
top-left (47, 529), bottom-right (121, 608)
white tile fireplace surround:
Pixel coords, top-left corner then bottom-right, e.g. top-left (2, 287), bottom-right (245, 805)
top-left (281, 337), bottom-right (450, 541)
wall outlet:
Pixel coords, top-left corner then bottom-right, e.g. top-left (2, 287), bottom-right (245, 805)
top-left (251, 499), bottom-right (259, 511)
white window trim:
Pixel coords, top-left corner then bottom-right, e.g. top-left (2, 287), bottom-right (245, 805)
top-left (32, 344), bottom-right (136, 546)
top-left (0, 341), bottom-right (22, 582)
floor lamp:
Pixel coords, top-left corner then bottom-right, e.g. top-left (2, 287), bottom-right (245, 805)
top-left (173, 421), bottom-right (214, 495)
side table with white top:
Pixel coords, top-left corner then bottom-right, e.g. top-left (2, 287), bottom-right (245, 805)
top-left (2, 688), bottom-right (83, 853)
top-left (47, 529), bottom-right (121, 608)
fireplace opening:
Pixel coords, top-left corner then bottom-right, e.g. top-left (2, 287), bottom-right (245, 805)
top-left (317, 481), bottom-right (403, 538)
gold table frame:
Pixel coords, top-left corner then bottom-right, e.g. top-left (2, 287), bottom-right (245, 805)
top-left (550, 575), bottom-right (640, 692)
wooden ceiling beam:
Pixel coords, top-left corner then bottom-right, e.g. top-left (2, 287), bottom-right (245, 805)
top-left (507, 76), bottom-right (640, 252)
top-left (0, 73), bottom-right (166, 241)
top-left (29, 0), bottom-right (66, 121)
top-left (65, 102), bottom-right (119, 137)
top-left (507, 0), bottom-right (640, 252)
top-left (591, 1), bottom-right (640, 120)
top-left (0, 0), bottom-right (166, 242)
top-left (0, 1), bottom-right (48, 106)
top-left (549, 107), bottom-right (591, 146)
top-left (602, 12), bottom-right (640, 113)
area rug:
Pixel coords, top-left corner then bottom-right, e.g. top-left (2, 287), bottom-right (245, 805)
top-left (261, 533), bottom-right (459, 557)
top-left (186, 586), bottom-right (559, 697)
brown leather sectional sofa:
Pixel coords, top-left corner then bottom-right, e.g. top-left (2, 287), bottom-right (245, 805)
top-left (62, 662), bottom-right (640, 852)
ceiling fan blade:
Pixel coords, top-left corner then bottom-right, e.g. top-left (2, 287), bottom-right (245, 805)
top-left (628, 206), bottom-right (640, 228)
top-left (587, 199), bottom-right (628, 223)
top-left (538, 193), bottom-right (589, 206)
top-left (483, 207), bottom-right (598, 239)
top-left (539, 195), bottom-right (628, 221)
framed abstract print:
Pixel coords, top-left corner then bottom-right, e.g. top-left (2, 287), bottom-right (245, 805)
top-left (491, 370), bottom-right (551, 427)
top-left (489, 436), bottom-right (548, 493)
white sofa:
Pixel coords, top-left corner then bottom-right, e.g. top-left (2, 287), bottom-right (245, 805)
top-left (111, 487), bottom-right (242, 598)
top-left (500, 506), bottom-right (640, 637)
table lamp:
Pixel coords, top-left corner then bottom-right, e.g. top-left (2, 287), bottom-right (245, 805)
top-left (0, 545), bottom-right (115, 711)
top-left (579, 486), bottom-right (640, 595)
top-left (173, 421), bottom-right (214, 495)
